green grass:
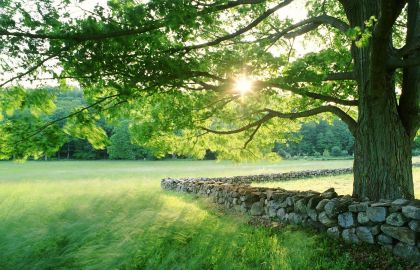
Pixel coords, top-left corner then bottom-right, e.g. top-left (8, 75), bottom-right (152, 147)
top-left (0, 160), bottom-right (412, 270)
top-left (253, 168), bottom-right (420, 198)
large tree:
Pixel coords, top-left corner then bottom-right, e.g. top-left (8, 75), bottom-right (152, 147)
top-left (0, 0), bottom-right (419, 200)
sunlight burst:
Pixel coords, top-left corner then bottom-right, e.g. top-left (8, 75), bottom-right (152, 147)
top-left (234, 76), bottom-right (253, 94)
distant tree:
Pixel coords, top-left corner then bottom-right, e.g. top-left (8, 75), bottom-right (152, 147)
top-left (107, 121), bottom-right (151, 160)
top-left (275, 118), bottom-right (354, 157)
top-left (331, 146), bottom-right (343, 156)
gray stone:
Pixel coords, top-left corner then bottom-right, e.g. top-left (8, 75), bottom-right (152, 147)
top-left (409, 220), bottom-right (420, 232)
top-left (294, 199), bottom-right (307, 214)
top-left (377, 234), bottom-right (393, 245)
top-left (386, 212), bottom-right (407, 227)
top-left (268, 206), bottom-right (278, 218)
top-left (338, 212), bottom-right (355, 228)
top-left (276, 208), bottom-right (286, 220)
top-left (349, 202), bottom-right (369, 212)
top-left (393, 242), bottom-right (420, 264)
top-left (402, 205), bottom-right (420, 220)
top-left (318, 211), bottom-right (337, 226)
top-left (381, 224), bottom-right (416, 245)
top-left (327, 226), bottom-right (340, 239)
top-left (240, 203), bottom-right (248, 213)
top-left (267, 200), bottom-right (281, 209)
top-left (316, 199), bottom-right (330, 212)
top-left (321, 191), bottom-right (338, 199)
top-left (371, 202), bottom-right (391, 207)
top-left (356, 226), bottom-right (375, 244)
top-left (250, 202), bottom-right (264, 216)
top-left (288, 213), bottom-right (304, 225)
top-left (308, 209), bottom-right (318, 222)
top-left (325, 199), bottom-right (352, 218)
top-left (307, 196), bottom-right (323, 209)
top-left (388, 205), bottom-right (402, 213)
top-left (324, 200), bottom-right (338, 217)
top-left (278, 199), bottom-right (289, 208)
top-left (357, 212), bottom-right (370, 225)
top-left (240, 193), bottom-right (259, 202)
top-left (392, 198), bottom-right (410, 206)
top-left (322, 187), bottom-right (335, 193)
top-left (342, 228), bottom-right (360, 244)
top-left (366, 207), bottom-right (387, 222)
top-left (285, 196), bottom-right (294, 206)
top-left (369, 225), bottom-right (381, 235)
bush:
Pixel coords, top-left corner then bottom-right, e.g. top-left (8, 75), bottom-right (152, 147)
top-left (323, 149), bottom-right (330, 157)
top-left (331, 146), bottom-right (342, 157)
top-left (276, 148), bottom-right (291, 159)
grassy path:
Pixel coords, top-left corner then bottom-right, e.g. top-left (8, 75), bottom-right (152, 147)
top-left (0, 160), bottom-right (413, 269)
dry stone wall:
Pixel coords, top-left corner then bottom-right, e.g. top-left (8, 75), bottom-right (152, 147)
top-left (171, 168), bottom-right (353, 185)
top-left (161, 169), bottom-right (420, 264)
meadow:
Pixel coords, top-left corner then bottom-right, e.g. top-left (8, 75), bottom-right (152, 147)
top-left (0, 159), bottom-right (417, 270)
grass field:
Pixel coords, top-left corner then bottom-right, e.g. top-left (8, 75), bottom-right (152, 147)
top-left (253, 168), bottom-right (420, 197)
top-left (0, 160), bottom-right (415, 270)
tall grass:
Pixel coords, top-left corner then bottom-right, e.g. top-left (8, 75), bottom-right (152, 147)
top-left (0, 160), bottom-right (411, 269)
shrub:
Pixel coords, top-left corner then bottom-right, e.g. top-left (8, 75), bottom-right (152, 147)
top-left (331, 146), bottom-right (342, 157)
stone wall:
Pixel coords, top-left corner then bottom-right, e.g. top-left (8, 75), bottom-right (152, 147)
top-left (161, 173), bottom-right (420, 263)
top-left (170, 168), bottom-right (353, 185)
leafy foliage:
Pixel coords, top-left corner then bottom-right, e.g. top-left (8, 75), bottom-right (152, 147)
top-left (0, 0), bottom-right (417, 164)
top-left (274, 119), bottom-right (355, 158)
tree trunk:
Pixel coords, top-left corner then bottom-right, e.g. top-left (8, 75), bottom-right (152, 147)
top-left (353, 100), bottom-right (414, 200)
top-left (342, 0), bottom-right (415, 200)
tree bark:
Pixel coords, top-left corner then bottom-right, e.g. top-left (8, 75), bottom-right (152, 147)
top-left (342, 0), bottom-right (415, 200)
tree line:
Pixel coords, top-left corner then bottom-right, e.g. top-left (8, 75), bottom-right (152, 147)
top-left (9, 90), bottom-right (417, 161)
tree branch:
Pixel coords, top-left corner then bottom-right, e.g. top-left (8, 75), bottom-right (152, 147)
top-left (388, 56), bottom-right (420, 69)
top-left (177, 0), bottom-right (293, 52)
top-left (397, 38), bottom-right (420, 56)
top-left (203, 105), bottom-right (357, 136)
top-left (15, 94), bottom-right (120, 143)
top-left (0, 0), bottom-right (278, 42)
top-left (243, 124), bottom-right (262, 148)
top-left (269, 15), bottom-right (350, 41)
top-left (265, 106), bottom-right (357, 133)
top-left (323, 72), bottom-right (355, 81)
top-left (204, 0), bottom-right (267, 12)
top-left (0, 53), bottom-right (60, 87)
top-left (257, 81), bottom-right (358, 106)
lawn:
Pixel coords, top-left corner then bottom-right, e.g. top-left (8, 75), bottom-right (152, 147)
top-left (0, 160), bottom-right (413, 270)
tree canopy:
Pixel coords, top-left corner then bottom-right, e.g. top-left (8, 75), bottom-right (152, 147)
top-left (0, 0), bottom-right (419, 199)
top-left (0, 0), bottom-right (359, 158)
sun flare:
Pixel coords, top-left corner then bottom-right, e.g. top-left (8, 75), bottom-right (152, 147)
top-left (234, 76), bottom-right (253, 94)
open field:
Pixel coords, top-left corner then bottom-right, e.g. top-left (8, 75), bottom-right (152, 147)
top-left (253, 168), bottom-right (420, 197)
top-left (0, 160), bottom-right (415, 269)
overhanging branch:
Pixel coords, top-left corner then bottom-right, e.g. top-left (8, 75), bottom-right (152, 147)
top-left (177, 0), bottom-right (293, 52)
top-left (203, 105), bottom-right (357, 138)
top-left (269, 15), bottom-right (350, 41)
top-left (256, 81), bottom-right (358, 106)
top-left (0, 53), bottom-right (60, 87)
